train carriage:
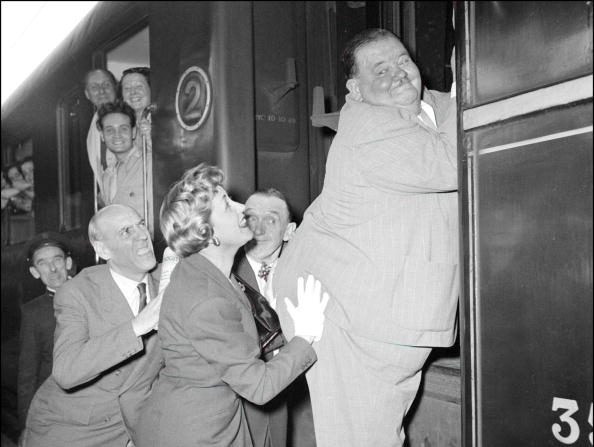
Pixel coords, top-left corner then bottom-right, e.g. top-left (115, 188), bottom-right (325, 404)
top-left (1, 2), bottom-right (591, 446)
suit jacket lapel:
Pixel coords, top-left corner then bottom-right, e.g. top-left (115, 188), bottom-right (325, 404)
top-left (194, 253), bottom-right (253, 313)
top-left (235, 249), bottom-right (259, 290)
top-left (95, 267), bottom-right (135, 326)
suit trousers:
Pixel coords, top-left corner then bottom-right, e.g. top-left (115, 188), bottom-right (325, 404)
top-left (306, 320), bottom-right (431, 447)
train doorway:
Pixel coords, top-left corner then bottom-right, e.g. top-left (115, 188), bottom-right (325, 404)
top-left (457, 2), bottom-right (593, 445)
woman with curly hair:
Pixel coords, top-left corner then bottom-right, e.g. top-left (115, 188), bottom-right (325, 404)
top-left (137, 163), bottom-right (328, 447)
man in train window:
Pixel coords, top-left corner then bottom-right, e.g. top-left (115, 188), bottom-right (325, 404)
top-left (17, 232), bottom-right (73, 432)
top-left (233, 188), bottom-right (316, 447)
top-left (83, 68), bottom-right (117, 202)
top-left (273, 28), bottom-right (458, 447)
top-left (96, 100), bottom-right (154, 236)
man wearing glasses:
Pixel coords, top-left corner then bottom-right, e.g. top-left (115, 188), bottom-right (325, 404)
top-left (21, 205), bottom-right (165, 447)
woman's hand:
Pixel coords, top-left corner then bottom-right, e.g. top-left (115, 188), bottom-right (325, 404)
top-left (138, 118), bottom-right (152, 140)
top-left (285, 275), bottom-right (330, 343)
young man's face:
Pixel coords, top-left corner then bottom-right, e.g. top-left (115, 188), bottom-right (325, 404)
top-left (100, 113), bottom-right (136, 159)
top-left (29, 246), bottom-right (71, 290)
top-left (347, 36), bottom-right (422, 112)
top-left (85, 70), bottom-right (116, 108)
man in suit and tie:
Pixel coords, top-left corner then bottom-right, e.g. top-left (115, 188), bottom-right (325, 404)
top-left (233, 188), bottom-right (315, 447)
top-left (22, 204), bottom-right (164, 447)
top-left (18, 233), bottom-right (73, 431)
top-left (273, 28), bottom-right (458, 447)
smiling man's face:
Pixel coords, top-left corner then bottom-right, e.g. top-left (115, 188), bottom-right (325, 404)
top-left (347, 36), bottom-right (422, 113)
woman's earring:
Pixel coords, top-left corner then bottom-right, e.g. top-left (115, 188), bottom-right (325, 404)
top-left (212, 236), bottom-right (220, 247)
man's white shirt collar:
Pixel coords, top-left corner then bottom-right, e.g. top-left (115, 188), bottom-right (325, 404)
top-left (419, 100), bottom-right (437, 129)
top-left (110, 269), bottom-right (149, 316)
top-left (245, 253), bottom-right (277, 307)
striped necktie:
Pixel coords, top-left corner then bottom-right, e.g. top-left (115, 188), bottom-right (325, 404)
top-left (137, 282), bottom-right (147, 313)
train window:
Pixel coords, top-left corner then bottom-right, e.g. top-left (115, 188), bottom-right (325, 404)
top-left (103, 26), bottom-right (154, 236)
top-left (56, 87), bottom-right (94, 232)
top-left (106, 26), bottom-right (150, 81)
top-left (1, 139), bottom-right (35, 244)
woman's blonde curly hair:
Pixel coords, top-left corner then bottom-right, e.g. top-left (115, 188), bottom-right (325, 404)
top-left (159, 163), bottom-right (224, 258)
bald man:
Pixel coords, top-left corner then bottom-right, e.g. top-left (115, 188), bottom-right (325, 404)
top-left (22, 205), bottom-right (164, 447)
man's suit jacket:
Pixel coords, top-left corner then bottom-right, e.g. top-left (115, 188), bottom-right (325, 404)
top-left (274, 89), bottom-right (459, 348)
top-left (17, 291), bottom-right (55, 429)
top-left (22, 264), bottom-right (163, 447)
top-left (137, 252), bottom-right (316, 447)
top-left (234, 250), bottom-right (317, 447)
top-left (233, 251), bottom-right (289, 447)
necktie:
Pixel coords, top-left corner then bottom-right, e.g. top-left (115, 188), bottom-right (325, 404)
top-left (258, 262), bottom-right (272, 282)
top-left (100, 140), bottom-right (108, 170)
top-left (137, 282), bottom-right (147, 314)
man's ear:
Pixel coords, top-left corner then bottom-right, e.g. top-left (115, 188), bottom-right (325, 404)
top-left (132, 126), bottom-right (138, 140)
top-left (65, 256), bottom-right (73, 271)
top-left (346, 79), bottom-right (362, 101)
top-left (84, 89), bottom-right (91, 101)
top-left (92, 241), bottom-right (111, 261)
top-left (29, 266), bottom-right (41, 280)
top-left (283, 222), bottom-right (297, 242)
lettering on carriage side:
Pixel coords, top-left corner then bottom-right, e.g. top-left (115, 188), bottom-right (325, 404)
top-left (551, 397), bottom-right (594, 445)
top-left (255, 113), bottom-right (297, 124)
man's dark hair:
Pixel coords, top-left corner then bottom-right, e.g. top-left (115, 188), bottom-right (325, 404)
top-left (26, 231), bottom-right (71, 266)
top-left (341, 28), bottom-right (399, 79)
top-left (96, 100), bottom-right (137, 130)
top-left (83, 68), bottom-right (117, 90)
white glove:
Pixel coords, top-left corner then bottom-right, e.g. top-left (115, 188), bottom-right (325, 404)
top-left (285, 275), bottom-right (330, 343)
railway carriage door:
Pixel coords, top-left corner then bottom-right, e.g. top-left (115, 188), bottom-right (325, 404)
top-left (457, 2), bottom-right (593, 446)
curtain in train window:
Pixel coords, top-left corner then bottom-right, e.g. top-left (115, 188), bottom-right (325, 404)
top-left (1, 139), bottom-right (35, 244)
top-left (57, 88), bottom-right (94, 232)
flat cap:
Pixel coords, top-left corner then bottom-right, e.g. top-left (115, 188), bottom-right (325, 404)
top-left (26, 231), bottom-right (71, 264)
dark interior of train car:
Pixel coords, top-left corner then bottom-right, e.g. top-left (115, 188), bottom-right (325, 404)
top-left (2, 1), bottom-right (592, 446)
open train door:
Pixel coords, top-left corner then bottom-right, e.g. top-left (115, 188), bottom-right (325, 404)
top-left (456, 2), bottom-right (593, 446)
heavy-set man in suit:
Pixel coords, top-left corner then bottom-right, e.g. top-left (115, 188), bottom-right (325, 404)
top-left (21, 204), bottom-right (164, 447)
top-left (273, 28), bottom-right (458, 447)
top-left (234, 188), bottom-right (315, 447)
top-left (18, 233), bottom-right (73, 430)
